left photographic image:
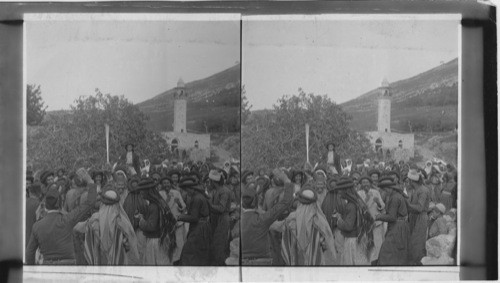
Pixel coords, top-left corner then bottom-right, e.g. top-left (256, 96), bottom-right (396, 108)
top-left (24, 15), bottom-right (241, 266)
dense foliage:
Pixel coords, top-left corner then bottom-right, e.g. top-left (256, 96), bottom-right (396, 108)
top-left (241, 85), bottom-right (252, 125)
top-left (27, 84), bottom-right (47, 126)
top-left (242, 89), bottom-right (374, 170)
top-left (27, 89), bottom-right (170, 171)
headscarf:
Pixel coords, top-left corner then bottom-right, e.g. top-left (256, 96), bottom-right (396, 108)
top-left (88, 186), bottom-right (139, 264)
top-left (293, 189), bottom-right (337, 264)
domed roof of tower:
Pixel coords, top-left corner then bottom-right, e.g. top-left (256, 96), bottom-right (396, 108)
top-left (381, 78), bottom-right (390, 88)
top-left (177, 78), bottom-right (185, 88)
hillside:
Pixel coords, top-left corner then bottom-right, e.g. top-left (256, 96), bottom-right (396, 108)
top-left (413, 131), bottom-right (458, 167)
top-left (341, 58), bottom-right (458, 133)
top-left (137, 64), bottom-right (241, 133)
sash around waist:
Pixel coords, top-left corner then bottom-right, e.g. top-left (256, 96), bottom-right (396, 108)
top-left (198, 216), bottom-right (209, 222)
top-left (396, 216), bottom-right (408, 221)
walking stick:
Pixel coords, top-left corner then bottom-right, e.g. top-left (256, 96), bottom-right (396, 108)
top-left (305, 123), bottom-right (310, 164)
top-left (105, 123), bottom-right (110, 164)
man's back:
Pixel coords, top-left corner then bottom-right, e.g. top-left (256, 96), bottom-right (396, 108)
top-left (31, 212), bottom-right (75, 261)
top-left (241, 183), bottom-right (293, 259)
top-left (26, 183), bottom-right (97, 264)
top-left (241, 210), bottom-right (272, 259)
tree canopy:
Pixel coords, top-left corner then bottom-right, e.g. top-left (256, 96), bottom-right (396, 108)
top-left (241, 85), bottom-right (252, 125)
top-left (241, 89), bottom-right (374, 170)
top-left (27, 84), bottom-right (47, 126)
top-left (27, 89), bottom-right (170, 170)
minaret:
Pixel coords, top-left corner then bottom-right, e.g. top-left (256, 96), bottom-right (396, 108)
top-left (173, 78), bottom-right (187, 133)
top-left (377, 78), bottom-right (391, 133)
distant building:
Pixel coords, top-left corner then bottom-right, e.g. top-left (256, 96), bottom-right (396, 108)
top-left (366, 79), bottom-right (415, 162)
top-left (162, 78), bottom-right (211, 162)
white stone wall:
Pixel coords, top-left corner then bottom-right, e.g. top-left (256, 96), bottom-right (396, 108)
top-left (366, 131), bottom-right (415, 161)
top-left (377, 98), bottom-right (391, 133)
top-left (173, 99), bottom-right (187, 133)
top-left (162, 132), bottom-right (211, 160)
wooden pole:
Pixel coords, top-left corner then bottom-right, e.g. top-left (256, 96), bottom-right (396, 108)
top-left (105, 123), bottom-right (110, 164)
top-left (305, 123), bottom-right (310, 164)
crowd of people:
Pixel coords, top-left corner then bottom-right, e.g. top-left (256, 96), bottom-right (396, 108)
top-left (241, 141), bottom-right (458, 266)
top-left (25, 141), bottom-right (458, 267)
top-left (25, 143), bottom-right (241, 266)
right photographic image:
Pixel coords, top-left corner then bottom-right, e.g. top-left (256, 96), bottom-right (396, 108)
top-left (241, 15), bottom-right (459, 266)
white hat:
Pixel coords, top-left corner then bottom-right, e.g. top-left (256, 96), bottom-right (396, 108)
top-left (315, 169), bottom-right (326, 177)
top-left (434, 203), bottom-right (446, 214)
top-left (208, 169), bottom-right (222, 181)
top-left (407, 169), bottom-right (420, 181)
top-left (104, 189), bottom-right (118, 200)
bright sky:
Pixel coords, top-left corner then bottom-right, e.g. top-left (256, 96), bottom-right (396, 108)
top-left (243, 17), bottom-right (459, 110)
top-left (26, 19), bottom-right (240, 110)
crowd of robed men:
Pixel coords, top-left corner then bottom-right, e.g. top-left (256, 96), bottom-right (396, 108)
top-left (240, 141), bottom-right (458, 266)
top-left (25, 143), bottom-right (241, 266)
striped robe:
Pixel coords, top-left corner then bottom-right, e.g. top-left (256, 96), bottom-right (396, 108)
top-left (83, 204), bottom-right (139, 265)
top-left (281, 203), bottom-right (337, 265)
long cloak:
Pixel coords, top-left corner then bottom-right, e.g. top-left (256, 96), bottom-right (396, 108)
top-left (281, 202), bottom-right (337, 265)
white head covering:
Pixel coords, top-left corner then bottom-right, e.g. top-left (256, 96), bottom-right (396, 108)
top-left (294, 198), bottom-right (337, 264)
top-left (209, 169), bottom-right (222, 181)
top-left (434, 203), bottom-right (446, 214)
top-left (408, 169), bottom-right (420, 181)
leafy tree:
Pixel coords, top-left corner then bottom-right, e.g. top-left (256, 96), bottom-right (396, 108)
top-left (27, 84), bottom-right (47, 126)
top-left (27, 89), bottom-right (169, 170)
top-left (241, 85), bottom-right (252, 125)
top-left (242, 89), bottom-right (374, 170)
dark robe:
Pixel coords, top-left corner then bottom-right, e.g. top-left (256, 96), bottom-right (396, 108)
top-left (209, 185), bottom-right (232, 265)
top-left (377, 191), bottom-right (410, 265)
top-left (119, 151), bottom-right (141, 176)
top-left (179, 191), bottom-right (211, 265)
top-left (122, 191), bottom-right (149, 231)
top-left (441, 181), bottom-right (456, 211)
top-left (263, 186), bottom-right (287, 266)
top-left (407, 184), bottom-right (430, 265)
top-left (26, 197), bottom-right (40, 247)
top-left (321, 190), bottom-right (346, 258)
top-left (323, 151), bottom-right (342, 175)
top-left (321, 190), bottom-right (341, 232)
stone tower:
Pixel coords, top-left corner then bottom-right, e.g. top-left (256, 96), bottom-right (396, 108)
top-left (173, 78), bottom-right (187, 133)
top-left (377, 78), bottom-right (391, 133)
